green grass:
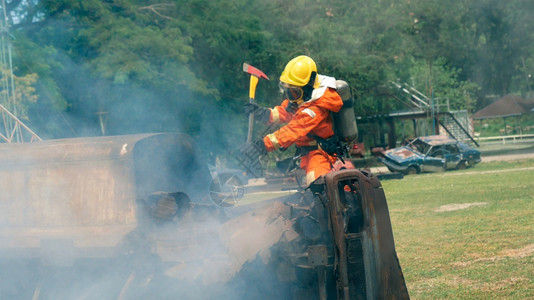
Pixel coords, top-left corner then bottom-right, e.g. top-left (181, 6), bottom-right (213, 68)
top-left (382, 159), bottom-right (534, 299)
top-left (477, 141), bottom-right (534, 156)
top-left (471, 158), bottom-right (534, 171)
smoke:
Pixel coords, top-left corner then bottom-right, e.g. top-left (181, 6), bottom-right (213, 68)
top-left (29, 47), bottom-right (245, 160)
top-left (0, 4), bottom-right (298, 300)
top-left (0, 131), bottom-right (297, 299)
top-left (0, 202), bottom-right (294, 299)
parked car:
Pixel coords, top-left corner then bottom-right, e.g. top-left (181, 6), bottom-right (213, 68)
top-left (378, 135), bottom-right (481, 175)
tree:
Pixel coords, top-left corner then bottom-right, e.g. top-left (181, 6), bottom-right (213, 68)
top-left (409, 57), bottom-right (480, 112)
top-left (2, 0), bottom-right (533, 151)
top-left (469, 0), bottom-right (534, 102)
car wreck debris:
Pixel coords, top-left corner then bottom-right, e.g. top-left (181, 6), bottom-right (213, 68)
top-left (0, 133), bottom-right (409, 299)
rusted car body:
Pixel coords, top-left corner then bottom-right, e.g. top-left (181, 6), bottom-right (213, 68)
top-left (0, 133), bottom-right (408, 299)
top-left (0, 133), bottom-right (212, 261)
top-left (379, 135), bottom-right (481, 175)
top-left (318, 170), bottom-right (409, 299)
top-left (267, 169), bottom-right (409, 299)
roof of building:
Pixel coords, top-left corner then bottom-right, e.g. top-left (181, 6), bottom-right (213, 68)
top-left (472, 94), bottom-right (534, 119)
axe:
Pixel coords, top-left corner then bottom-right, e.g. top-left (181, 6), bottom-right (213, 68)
top-left (243, 63), bottom-right (269, 142)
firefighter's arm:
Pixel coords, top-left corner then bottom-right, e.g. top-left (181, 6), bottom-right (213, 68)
top-left (264, 106), bottom-right (327, 151)
top-left (269, 100), bottom-right (293, 124)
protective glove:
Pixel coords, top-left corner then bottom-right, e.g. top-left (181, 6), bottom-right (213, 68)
top-left (244, 102), bottom-right (259, 114)
top-left (244, 103), bottom-right (270, 123)
top-left (254, 138), bottom-right (268, 155)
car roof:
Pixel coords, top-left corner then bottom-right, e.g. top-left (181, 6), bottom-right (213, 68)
top-left (417, 135), bottom-right (458, 146)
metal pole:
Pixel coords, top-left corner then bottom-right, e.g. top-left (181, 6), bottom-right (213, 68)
top-left (431, 89), bottom-right (435, 135)
top-left (521, 57), bottom-right (532, 96)
top-left (0, 1), bottom-right (41, 143)
top-left (1, 0), bottom-right (18, 141)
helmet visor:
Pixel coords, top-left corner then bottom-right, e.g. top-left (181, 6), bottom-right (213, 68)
top-left (279, 82), bottom-right (303, 102)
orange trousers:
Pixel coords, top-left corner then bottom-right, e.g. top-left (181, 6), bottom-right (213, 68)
top-left (300, 150), bottom-right (337, 186)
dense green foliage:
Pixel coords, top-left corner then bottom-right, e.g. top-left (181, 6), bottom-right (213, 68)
top-left (1, 0), bottom-right (534, 158)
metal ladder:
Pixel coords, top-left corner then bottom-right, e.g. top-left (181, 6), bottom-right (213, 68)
top-left (438, 111), bottom-right (479, 146)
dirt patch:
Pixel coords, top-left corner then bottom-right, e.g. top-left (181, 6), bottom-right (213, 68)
top-left (500, 244), bottom-right (534, 259)
top-left (451, 244), bottom-right (534, 268)
top-left (435, 202), bottom-right (488, 212)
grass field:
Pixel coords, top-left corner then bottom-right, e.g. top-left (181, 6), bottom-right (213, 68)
top-left (382, 159), bottom-right (534, 299)
top-left (477, 140), bottom-right (534, 156)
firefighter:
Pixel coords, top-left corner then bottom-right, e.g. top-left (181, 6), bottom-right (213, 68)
top-left (245, 55), bottom-right (344, 185)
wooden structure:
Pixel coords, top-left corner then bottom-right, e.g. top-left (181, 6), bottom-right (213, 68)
top-left (472, 94), bottom-right (534, 136)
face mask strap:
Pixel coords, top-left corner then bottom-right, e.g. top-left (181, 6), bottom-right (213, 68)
top-left (302, 71), bottom-right (317, 101)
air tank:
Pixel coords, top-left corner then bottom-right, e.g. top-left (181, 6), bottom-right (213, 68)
top-left (334, 80), bottom-right (358, 143)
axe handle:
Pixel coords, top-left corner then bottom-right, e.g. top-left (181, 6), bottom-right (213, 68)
top-left (246, 76), bottom-right (260, 143)
top-left (247, 106), bottom-right (254, 143)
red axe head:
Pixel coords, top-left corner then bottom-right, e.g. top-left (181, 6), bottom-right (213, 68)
top-left (243, 63), bottom-right (270, 80)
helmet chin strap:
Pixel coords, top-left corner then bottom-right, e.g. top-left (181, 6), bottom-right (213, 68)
top-left (302, 71), bottom-right (317, 101)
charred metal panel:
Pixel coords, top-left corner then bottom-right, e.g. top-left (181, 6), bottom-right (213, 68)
top-left (314, 169), bottom-right (409, 299)
top-left (132, 134), bottom-right (211, 203)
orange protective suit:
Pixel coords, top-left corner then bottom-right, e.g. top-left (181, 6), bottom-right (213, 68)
top-left (263, 81), bottom-right (343, 185)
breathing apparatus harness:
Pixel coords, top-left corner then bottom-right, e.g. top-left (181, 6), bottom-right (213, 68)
top-left (306, 132), bottom-right (348, 164)
top-left (301, 79), bottom-right (357, 164)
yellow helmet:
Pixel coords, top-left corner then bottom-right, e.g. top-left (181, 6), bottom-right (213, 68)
top-left (279, 55), bottom-right (318, 88)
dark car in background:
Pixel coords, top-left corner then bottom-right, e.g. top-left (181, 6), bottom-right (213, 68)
top-left (378, 135), bottom-right (481, 175)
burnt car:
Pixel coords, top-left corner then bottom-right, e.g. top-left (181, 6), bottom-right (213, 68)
top-left (378, 135), bottom-right (481, 175)
top-left (208, 165), bottom-right (251, 206)
top-left (0, 133), bottom-right (409, 299)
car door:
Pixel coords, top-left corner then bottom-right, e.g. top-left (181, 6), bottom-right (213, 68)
top-left (422, 146), bottom-right (446, 172)
top-left (443, 144), bottom-right (462, 169)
